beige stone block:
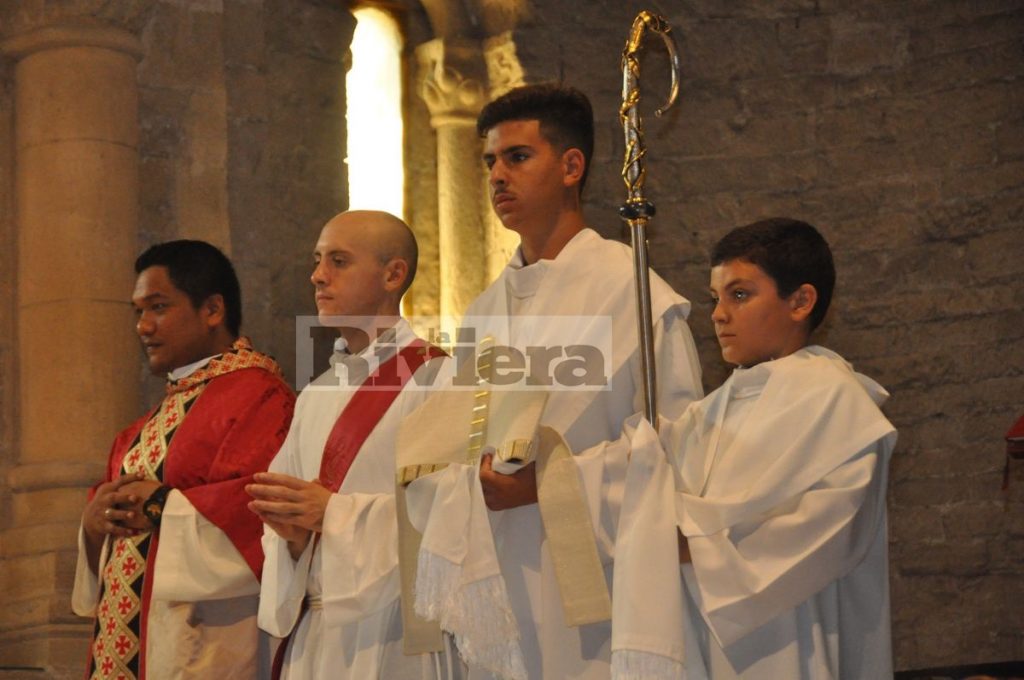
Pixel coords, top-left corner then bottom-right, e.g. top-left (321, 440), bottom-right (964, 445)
top-left (11, 488), bottom-right (88, 527)
top-left (14, 45), bottom-right (139, 149)
top-left (7, 461), bottom-right (106, 492)
top-left (0, 553), bottom-right (58, 603)
top-left (484, 191), bottom-right (517, 281)
top-left (17, 140), bottom-right (137, 306)
top-left (176, 87), bottom-right (231, 253)
top-left (0, 632), bottom-right (45, 670)
top-left (0, 596), bottom-right (49, 633)
top-left (18, 300), bottom-right (138, 465)
top-left (44, 626), bottom-right (94, 677)
top-left (0, 522), bottom-right (82, 558)
top-left (0, 623), bottom-right (92, 677)
top-left (223, 1), bottom-right (267, 67)
top-left (436, 124), bottom-right (485, 320)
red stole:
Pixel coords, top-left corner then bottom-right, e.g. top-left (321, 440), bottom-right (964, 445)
top-left (317, 338), bottom-right (445, 492)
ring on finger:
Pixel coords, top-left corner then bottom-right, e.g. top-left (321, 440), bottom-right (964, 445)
top-left (104, 507), bottom-right (113, 519)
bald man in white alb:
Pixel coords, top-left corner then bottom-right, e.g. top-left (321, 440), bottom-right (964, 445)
top-left (248, 211), bottom-right (455, 679)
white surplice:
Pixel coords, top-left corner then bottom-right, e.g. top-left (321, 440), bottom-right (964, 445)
top-left (258, 320), bottom-right (455, 680)
top-left (411, 228), bottom-right (703, 680)
top-left (612, 345), bottom-right (897, 679)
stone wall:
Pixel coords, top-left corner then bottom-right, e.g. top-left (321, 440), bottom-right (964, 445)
top-left (134, 0), bottom-right (353, 392)
top-left (402, 6), bottom-right (442, 320)
top-left (0, 46), bottom-right (21, 680)
top-left (0, 0), bottom-right (1021, 675)
top-left (508, 0), bottom-right (1024, 669)
top-left (0, 41), bottom-right (14, 554)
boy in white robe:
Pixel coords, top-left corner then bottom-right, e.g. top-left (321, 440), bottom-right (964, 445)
top-left (402, 84), bottom-right (703, 680)
top-left (247, 211), bottom-right (456, 679)
top-left (611, 218), bottom-right (896, 679)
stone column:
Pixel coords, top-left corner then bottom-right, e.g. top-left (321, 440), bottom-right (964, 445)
top-left (416, 38), bottom-right (488, 325)
top-left (482, 32), bottom-right (526, 282)
top-left (0, 21), bottom-right (142, 674)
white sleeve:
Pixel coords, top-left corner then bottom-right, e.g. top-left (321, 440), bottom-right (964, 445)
top-left (684, 446), bottom-right (887, 647)
top-left (572, 425), bottom-right (631, 562)
top-left (256, 424), bottom-right (314, 637)
top-left (71, 526), bottom-right (107, 616)
top-left (319, 491), bottom-right (400, 627)
top-left (151, 489), bottom-right (259, 602)
top-left (576, 310), bottom-right (704, 560)
top-left (639, 308), bottom-right (704, 420)
top-left (258, 528), bottom-right (315, 637)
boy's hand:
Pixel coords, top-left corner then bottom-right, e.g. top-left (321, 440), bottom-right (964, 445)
top-left (678, 529), bottom-right (691, 564)
top-left (479, 454), bottom-right (538, 510)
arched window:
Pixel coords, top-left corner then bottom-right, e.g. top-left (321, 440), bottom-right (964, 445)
top-left (346, 6), bottom-right (404, 217)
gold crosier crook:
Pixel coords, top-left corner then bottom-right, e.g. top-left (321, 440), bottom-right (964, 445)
top-left (620, 10), bottom-right (681, 427)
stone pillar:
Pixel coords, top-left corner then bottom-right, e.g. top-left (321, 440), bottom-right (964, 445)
top-left (416, 38), bottom-right (488, 325)
top-left (482, 32), bottom-right (526, 281)
top-left (0, 21), bottom-right (142, 675)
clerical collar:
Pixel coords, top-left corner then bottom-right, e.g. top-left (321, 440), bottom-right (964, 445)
top-left (333, 324), bottom-right (402, 358)
top-left (167, 355), bottom-right (215, 381)
top-left (329, 320), bottom-right (409, 386)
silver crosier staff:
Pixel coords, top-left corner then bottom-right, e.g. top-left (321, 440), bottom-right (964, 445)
top-left (619, 10), bottom-right (681, 427)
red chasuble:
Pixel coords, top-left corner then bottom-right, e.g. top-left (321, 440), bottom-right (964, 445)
top-left (87, 339), bottom-right (295, 680)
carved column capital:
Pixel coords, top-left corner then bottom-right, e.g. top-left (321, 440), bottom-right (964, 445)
top-left (483, 31), bottom-right (525, 98)
top-left (416, 38), bottom-right (487, 128)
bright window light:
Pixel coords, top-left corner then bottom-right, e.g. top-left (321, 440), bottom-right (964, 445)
top-left (346, 7), bottom-right (404, 217)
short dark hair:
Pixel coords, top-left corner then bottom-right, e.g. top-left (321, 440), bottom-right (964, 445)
top-left (135, 240), bottom-right (242, 337)
top-left (711, 218), bottom-right (835, 330)
top-left (476, 83), bottom-right (595, 192)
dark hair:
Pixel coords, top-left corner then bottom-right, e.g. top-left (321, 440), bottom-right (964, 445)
top-left (711, 218), bottom-right (835, 330)
top-left (476, 83), bottom-right (595, 192)
top-left (135, 240), bottom-right (242, 337)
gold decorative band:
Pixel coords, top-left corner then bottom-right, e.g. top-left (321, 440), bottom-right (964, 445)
top-left (496, 438), bottom-right (534, 466)
top-left (397, 462), bottom-right (450, 486)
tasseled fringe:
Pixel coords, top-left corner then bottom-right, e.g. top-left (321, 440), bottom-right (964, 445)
top-left (611, 650), bottom-right (686, 680)
top-left (413, 547), bottom-right (461, 621)
top-left (415, 550), bottom-right (528, 680)
top-left (445, 574), bottom-right (528, 680)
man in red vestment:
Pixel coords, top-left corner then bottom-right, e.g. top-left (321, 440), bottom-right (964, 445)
top-left (72, 240), bottom-right (296, 680)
